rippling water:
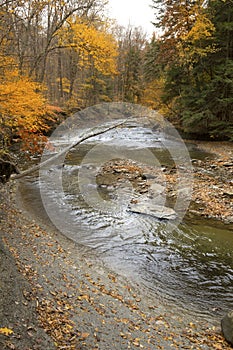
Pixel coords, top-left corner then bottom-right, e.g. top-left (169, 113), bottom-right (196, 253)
top-left (18, 123), bottom-right (233, 318)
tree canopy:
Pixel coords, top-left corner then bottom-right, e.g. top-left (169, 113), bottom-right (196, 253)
top-left (151, 0), bottom-right (233, 139)
top-left (0, 0), bottom-right (233, 161)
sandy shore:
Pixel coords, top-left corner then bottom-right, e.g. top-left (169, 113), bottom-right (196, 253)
top-left (0, 141), bottom-right (233, 349)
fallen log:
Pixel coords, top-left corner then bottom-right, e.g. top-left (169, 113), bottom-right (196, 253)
top-left (11, 120), bottom-right (127, 180)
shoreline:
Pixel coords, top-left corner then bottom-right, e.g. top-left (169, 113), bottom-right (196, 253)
top-left (188, 141), bottom-right (233, 225)
top-left (96, 140), bottom-right (233, 227)
top-left (0, 140), bottom-right (233, 349)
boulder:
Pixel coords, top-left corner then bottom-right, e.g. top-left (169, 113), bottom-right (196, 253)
top-left (149, 183), bottom-right (165, 195)
top-left (128, 202), bottom-right (177, 220)
top-left (221, 310), bottom-right (233, 345)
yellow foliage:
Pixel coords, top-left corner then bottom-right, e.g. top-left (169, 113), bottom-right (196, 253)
top-left (141, 78), bottom-right (165, 111)
top-left (179, 9), bottom-right (215, 63)
top-left (59, 18), bottom-right (118, 76)
top-left (0, 56), bottom-right (54, 152)
top-left (0, 75), bottom-right (46, 131)
top-left (184, 13), bottom-right (215, 42)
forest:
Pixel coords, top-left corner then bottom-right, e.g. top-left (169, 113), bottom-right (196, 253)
top-left (0, 0), bottom-right (233, 163)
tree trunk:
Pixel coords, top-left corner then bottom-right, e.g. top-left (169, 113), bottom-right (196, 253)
top-left (11, 120), bottom-right (126, 180)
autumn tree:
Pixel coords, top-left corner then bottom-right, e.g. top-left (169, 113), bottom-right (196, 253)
top-left (152, 0), bottom-right (197, 64)
top-left (151, 0), bottom-right (233, 138)
top-left (0, 0), bottom-right (105, 81)
top-left (0, 56), bottom-right (55, 155)
top-left (54, 17), bottom-right (118, 108)
top-left (176, 0), bottom-right (233, 137)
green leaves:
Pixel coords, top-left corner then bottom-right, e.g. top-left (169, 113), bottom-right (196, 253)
top-left (152, 0), bottom-right (233, 139)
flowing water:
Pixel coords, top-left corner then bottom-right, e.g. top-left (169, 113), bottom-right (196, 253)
top-left (18, 122), bottom-right (233, 318)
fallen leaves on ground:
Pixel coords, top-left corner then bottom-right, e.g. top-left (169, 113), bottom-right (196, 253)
top-left (0, 327), bottom-right (13, 336)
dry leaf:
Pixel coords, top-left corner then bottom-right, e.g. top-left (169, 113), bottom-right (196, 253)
top-left (80, 332), bottom-right (90, 340)
top-left (0, 327), bottom-right (13, 336)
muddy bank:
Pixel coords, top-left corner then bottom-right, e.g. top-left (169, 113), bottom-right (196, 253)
top-left (0, 181), bottom-right (232, 349)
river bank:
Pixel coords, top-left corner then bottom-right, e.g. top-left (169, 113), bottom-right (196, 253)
top-left (97, 140), bottom-right (233, 226)
top-left (0, 140), bottom-right (232, 349)
top-left (189, 141), bottom-right (233, 224)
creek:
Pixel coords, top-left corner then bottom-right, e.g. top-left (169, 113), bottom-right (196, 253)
top-left (18, 118), bottom-right (233, 319)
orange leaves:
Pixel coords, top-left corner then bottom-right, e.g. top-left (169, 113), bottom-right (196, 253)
top-left (0, 75), bottom-right (46, 125)
top-left (18, 131), bottom-right (48, 155)
top-left (183, 13), bottom-right (215, 43)
top-left (0, 59), bottom-right (59, 154)
top-left (193, 172), bottom-right (233, 220)
top-left (141, 77), bottom-right (166, 111)
top-left (79, 332), bottom-right (90, 340)
top-left (156, 1), bottom-right (215, 66)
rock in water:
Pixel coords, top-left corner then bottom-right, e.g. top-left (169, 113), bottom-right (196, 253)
top-left (221, 310), bottom-right (233, 345)
top-left (149, 183), bottom-right (165, 195)
top-left (128, 203), bottom-right (177, 220)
